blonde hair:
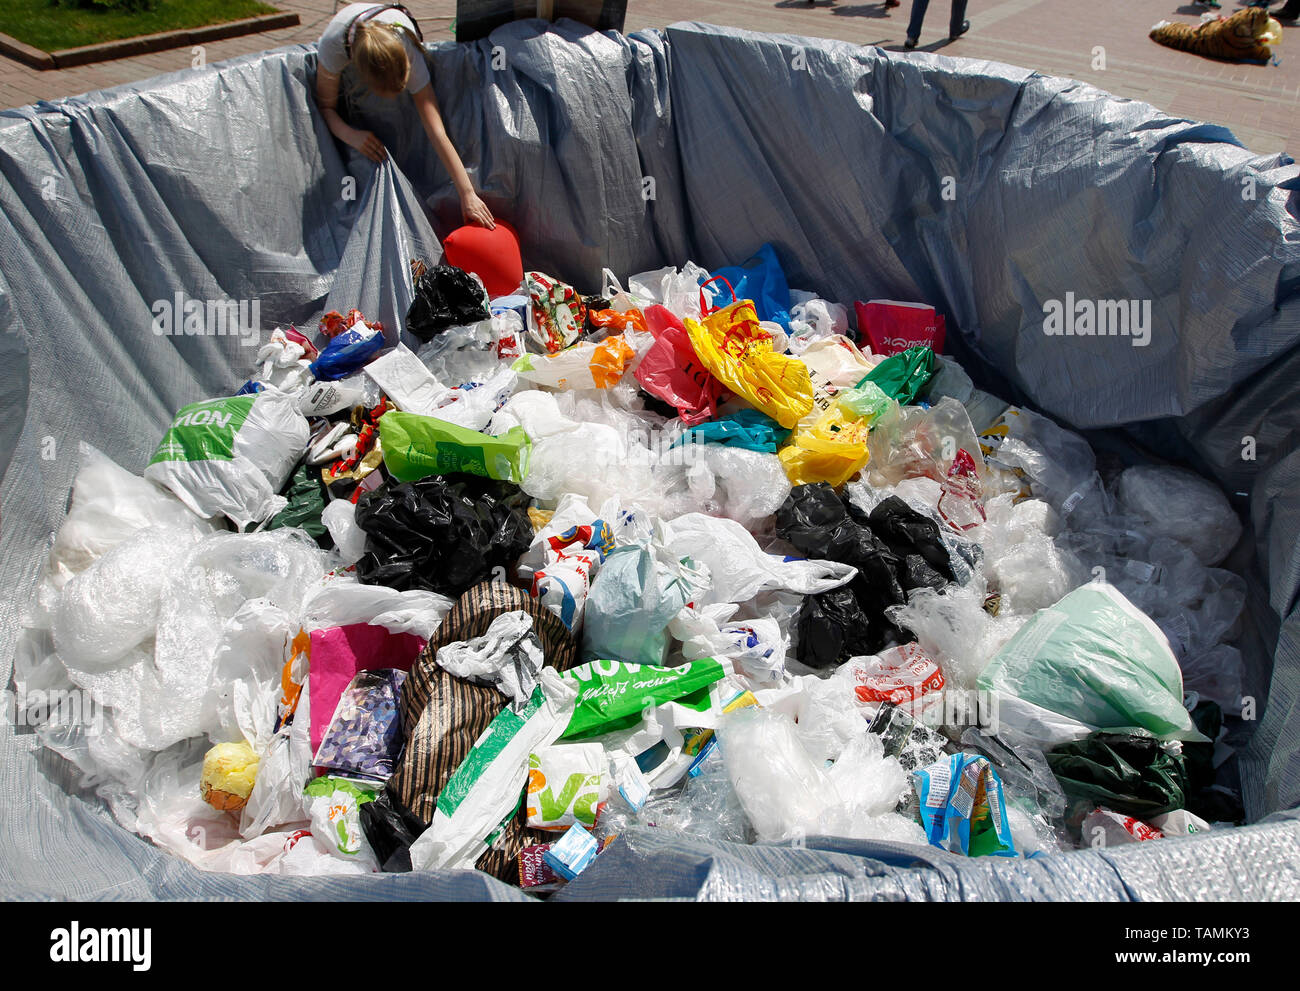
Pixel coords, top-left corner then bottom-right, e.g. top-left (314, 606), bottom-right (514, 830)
top-left (354, 22), bottom-right (410, 95)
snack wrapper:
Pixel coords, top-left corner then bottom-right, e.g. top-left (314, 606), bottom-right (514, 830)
top-left (912, 753), bottom-right (1017, 858)
top-left (313, 668), bottom-right (407, 783)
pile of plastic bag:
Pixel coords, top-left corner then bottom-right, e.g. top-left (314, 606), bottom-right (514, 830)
top-left (16, 234), bottom-right (1250, 890)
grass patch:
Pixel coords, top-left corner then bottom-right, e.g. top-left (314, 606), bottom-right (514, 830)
top-left (0, 0), bottom-right (279, 52)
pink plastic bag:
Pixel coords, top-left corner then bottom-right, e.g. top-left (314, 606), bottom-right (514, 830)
top-left (634, 304), bottom-right (728, 426)
top-left (854, 300), bottom-right (946, 356)
top-left (308, 624), bottom-right (425, 754)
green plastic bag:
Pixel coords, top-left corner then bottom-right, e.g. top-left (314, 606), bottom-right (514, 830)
top-left (267, 462), bottom-right (329, 545)
top-left (835, 380), bottom-right (897, 425)
top-left (1047, 733), bottom-right (1188, 821)
top-left (379, 410), bottom-right (530, 484)
top-left (977, 582), bottom-right (1207, 742)
top-left (859, 345), bottom-right (935, 404)
top-left (560, 658), bottom-right (727, 740)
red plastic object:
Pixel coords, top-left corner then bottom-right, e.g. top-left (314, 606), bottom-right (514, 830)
top-left (443, 219), bottom-right (524, 298)
top-left (854, 299), bottom-right (946, 356)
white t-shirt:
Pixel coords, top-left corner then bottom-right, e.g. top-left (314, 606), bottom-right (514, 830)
top-left (318, 3), bottom-right (430, 95)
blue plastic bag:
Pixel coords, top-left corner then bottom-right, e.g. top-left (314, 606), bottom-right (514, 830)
top-left (581, 543), bottom-right (709, 667)
top-left (310, 325), bottom-right (386, 381)
top-left (708, 243), bottom-right (793, 329)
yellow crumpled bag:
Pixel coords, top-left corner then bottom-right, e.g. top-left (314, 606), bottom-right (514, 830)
top-left (779, 380), bottom-right (896, 488)
top-left (684, 299), bottom-right (814, 429)
top-left (779, 404), bottom-right (873, 488)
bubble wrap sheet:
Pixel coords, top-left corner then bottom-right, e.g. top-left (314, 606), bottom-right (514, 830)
top-left (2, 19), bottom-right (1298, 899)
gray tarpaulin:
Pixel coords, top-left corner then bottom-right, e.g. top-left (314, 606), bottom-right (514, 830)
top-left (1, 18), bottom-right (1297, 900)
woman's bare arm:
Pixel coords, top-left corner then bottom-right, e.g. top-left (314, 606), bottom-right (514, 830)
top-left (412, 83), bottom-right (494, 227)
top-left (316, 67), bottom-right (387, 162)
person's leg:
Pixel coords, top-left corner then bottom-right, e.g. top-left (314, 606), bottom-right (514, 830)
top-left (1277, 0), bottom-right (1300, 21)
top-left (949, 0), bottom-right (970, 37)
top-left (906, 0), bottom-right (931, 42)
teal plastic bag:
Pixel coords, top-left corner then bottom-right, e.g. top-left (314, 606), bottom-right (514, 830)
top-left (672, 408), bottom-right (790, 453)
top-left (977, 582), bottom-right (1207, 743)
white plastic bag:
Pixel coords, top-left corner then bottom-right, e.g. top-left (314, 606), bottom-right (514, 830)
top-left (362, 342), bottom-right (445, 414)
top-left (52, 525), bottom-right (202, 673)
top-left (436, 610), bottom-right (544, 707)
top-left (42, 443), bottom-right (211, 594)
top-left (885, 585), bottom-right (1025, 690)
top-left (787, 299), bottom-right (849, 354)
top-left (199, 598), bottom-right (292, 750)
top-left (298, 579), bottom-right (453, 640)
top-left (253, 327), bottom-right (315, 394)
top-left (719, 708), bottom-right (922, 845)
top-left (1115, 464), bottom-right (1242, 566)
top-left (303, 776), bottom-right (379, 870)
top-left (669, 604), bottom-right (787, 683)
top-left (239, 728), bottom-right (307, 839)
top-left (65, 530), bottom-right (326, 753)
top-left (426, 365), bottom-right (519, 431)
top-left (321, 499), bottom-right (368, 566)
top-left (625, 260), bottom-right (712, 319)
top-left (144, 389), bottom-right (310, 528)
top-left (662, 513), bottom-right (856, 607)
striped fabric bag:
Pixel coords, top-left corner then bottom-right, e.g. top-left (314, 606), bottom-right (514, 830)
top-left (387, 581), bottom-right (581, 880)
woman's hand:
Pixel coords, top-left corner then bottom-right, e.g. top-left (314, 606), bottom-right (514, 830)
top-left (460, 190), bottom-right (495, 229)
top-left (350, 129), bottom-right (387, 163)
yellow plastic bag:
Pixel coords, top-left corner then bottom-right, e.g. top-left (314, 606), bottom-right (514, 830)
top-left (778, 382), bottom-right (894, 488)
top-left (684, 298), bottom-right (813, 429)
top-left (779, 404), bottom-right (872, 488)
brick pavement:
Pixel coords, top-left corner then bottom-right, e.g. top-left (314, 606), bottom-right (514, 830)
top-left (1, 0), bottom-right (1296, 155)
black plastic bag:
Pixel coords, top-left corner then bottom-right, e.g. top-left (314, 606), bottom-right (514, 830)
top-left (353, 473), bottom-right (532, 596)
top-left (1183, 700), bottom-right (1244, 822)
top-left (360, 788), bottom-right (428, 873)
top-left (1047, 733), bottom-right (1188, 821)
top-left (777, 484), bottom-right (904, 604)
top-left (777, 484), bottom-right (962, 652)
top-left (868, 496), bottom-right (955, 585)
top-left (795, 586), bottom-right (875, 668)
top-left (405, 264), bottom-right (491, 342)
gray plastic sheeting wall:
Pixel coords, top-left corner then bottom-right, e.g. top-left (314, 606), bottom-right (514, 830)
top-left (2, 19), bottom-right (1298, 901)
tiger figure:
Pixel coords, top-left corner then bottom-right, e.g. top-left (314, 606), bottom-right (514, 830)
top-left (1150, 6), bottom-right (1282, 63)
